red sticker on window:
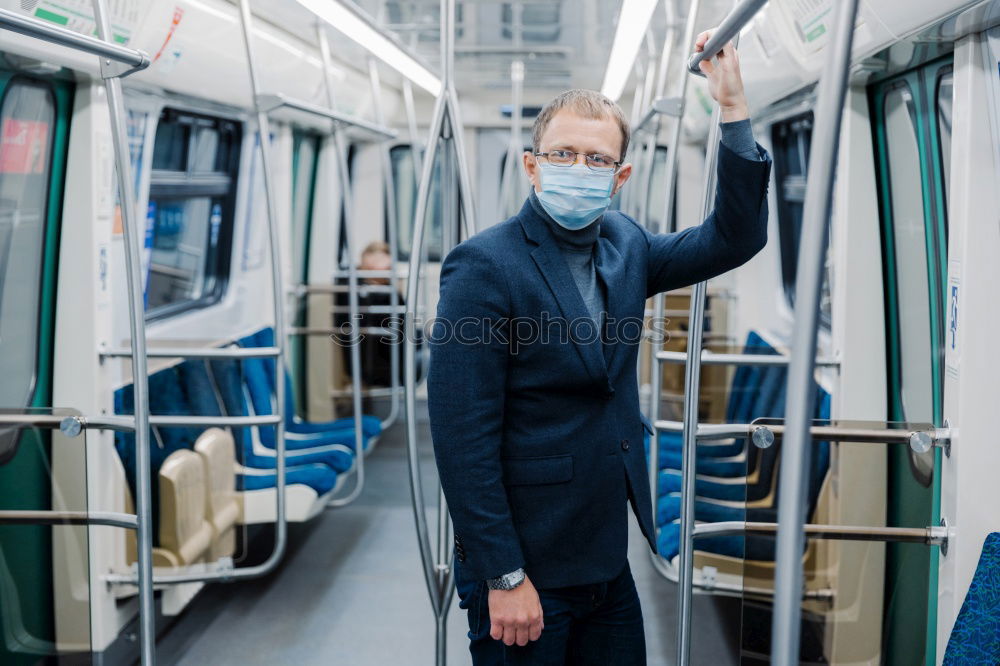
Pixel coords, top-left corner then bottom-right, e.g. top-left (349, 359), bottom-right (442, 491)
top-left (0, 119), bottom-right (49, 174)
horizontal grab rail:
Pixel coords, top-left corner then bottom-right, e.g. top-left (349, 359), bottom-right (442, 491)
top-left (62, 414), bottom-right (282, 434)
top-left (0, 509), bottom-right (137, 530)
top-left (104, 556), bottom-right (237, 585)
top-left (330, 304), bottom-right (407, 315)
top-left (100, 346), bottom-right (280, 359)
top-left (0, 8), bottom-right (150, 76)
top-left (257, 93), bottom-right (396, 140)
top-left (652, 419), bottom-right (950, 452)
top-left (315, 285), bottom-right (398, 294)
top-left (655, 350), bottom-right (840, 367)
top-left (634, 96), bottom-right (684, 133)
top-left (0, 414), bottom-right (81, 430)
top-left (692, 520), bottom-right (949, 547)
top-left (331, 386), bottom-right (403, 398)
top-left (687, 0), bottom-right (768, 76)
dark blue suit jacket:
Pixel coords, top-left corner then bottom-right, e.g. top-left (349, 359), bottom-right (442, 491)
top-left (428, 142), bottom-right (772, 589)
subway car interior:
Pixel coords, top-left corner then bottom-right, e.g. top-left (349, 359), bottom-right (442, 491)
top-left (0, 0), bottom-right (999, 664)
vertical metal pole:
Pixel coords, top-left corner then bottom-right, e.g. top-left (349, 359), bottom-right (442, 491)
top-left (405, 90), bottom-right (448, 620)
top-left (497, 0), bottom-right (523, 219)
top-left (624, 61), bottom-right (646, 216)
top-left (675, 106), bottom-right (722, 666)
top-left (90, 2), bottom-right (154, 662)
top-left (771, 0), bottom-right (859, 662)
top-left (635, 3), bottom-right (678, 229)
top-left (404, 1), bottom-right (474, 662)
top-left (443, 5), bottom-right (477, 239)
top-left (316, 25), bottom-right (366, 507)
top-left (367, 57), bottom-right (402, 430)
top-left (237, 0), bottom-right (288, 569)
top-left (497, 59), bottom-right (524, 219)
top-left (646, 0), bottom-right (702, 585)
top-left (403, 77), bottom-right (421, 155)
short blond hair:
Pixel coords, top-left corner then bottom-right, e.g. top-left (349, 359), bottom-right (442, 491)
top-left (361, 240), bottom-right (390, 258)
top-left (531, 89), bottom-right (631, 160)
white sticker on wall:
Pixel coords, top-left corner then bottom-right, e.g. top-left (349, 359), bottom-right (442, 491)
top-left (945, 271), bottom-right (960, 380)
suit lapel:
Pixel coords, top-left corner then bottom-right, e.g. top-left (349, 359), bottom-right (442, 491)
top-left (520, 202), bottom-right (609, 386)
top-left (594, 233), bottom-right (630, 375)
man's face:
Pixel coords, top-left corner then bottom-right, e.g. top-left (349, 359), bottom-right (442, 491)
top-left (522, 109), bottom-right (633, 196)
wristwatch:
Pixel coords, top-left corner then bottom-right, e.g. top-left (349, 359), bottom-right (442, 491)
top-left (486, 568), bottom-right (526, 591)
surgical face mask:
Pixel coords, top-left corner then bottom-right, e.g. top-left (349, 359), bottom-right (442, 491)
top-left (536, 162), bottom-right (616, 231)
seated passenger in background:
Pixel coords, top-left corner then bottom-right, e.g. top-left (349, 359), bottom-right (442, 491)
top-left (334, 241), bottom-right (402, 388)
top-left (428, 29), bottom-right (771, 666)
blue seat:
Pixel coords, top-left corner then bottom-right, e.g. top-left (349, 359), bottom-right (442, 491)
top-left (237, 464), bottom-right (338, 496)
top-left (114, 366), bottom-right (195, 543)
top-left (943, 532), bottom-right (1000, 664)
top-left (175, 359), bottom-right (342, 496)
top-left (241, 328), bottom-right (382, 444)
top-left (206, 358), bottom-right (353, 474)
top-left (658, 340), bottom-right (788, 482)
top-left (655, 331), bottom-right (775, 462)
top-left (656, 386), bottom-right (832, 562)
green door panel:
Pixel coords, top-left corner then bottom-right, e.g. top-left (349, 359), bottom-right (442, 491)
top-left (869, 55), bottom-right (952, 666)
top-left (0, 70), bottom-right (73, 664)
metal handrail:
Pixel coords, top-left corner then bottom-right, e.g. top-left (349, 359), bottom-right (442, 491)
top-left (771, 1), bottom-right (862, 661)
top-left (634, 96), bottom-right (684, 134)
top-left (0, 510), bottom-right (138, 530)
top-left (84, 1), bottom-right (157, 661)
top-left (497, 58), bottom-right (524, 219)
top-left (100, 346), bottom-right (280, 359)
top-left (646, 0), bottom-right (703, 600)
top-left (404, 1), bottom-right (475, 662)
top-left (0, 7), bottom-right (150, 77)
top-left (330, 304), bottom-right (406, 314)
top-left (651, 419), bottom-right (950, 452)
top-left (675, 104), bottom-right (722, 666)
top-left (693, 521), bottom-right (949, 547)
top-left (366, 56), bottom-right (403, 431)
top-left (64, 414), bottom-right (281, 433)
top-left (686, 0), bottom-right (768, 76)
top-left (656, 349), bottom-right (840, 367)
top-left (308, 25), bottom-right (368, 509)
top-left (256, 92), bottom-right (396, 140)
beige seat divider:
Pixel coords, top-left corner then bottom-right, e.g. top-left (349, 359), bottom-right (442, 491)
top-left (194, 428), bottom-right (240, 559)
top-left (157, 450), bottom-right (213, 567)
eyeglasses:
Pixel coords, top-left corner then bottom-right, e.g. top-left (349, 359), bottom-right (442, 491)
top-left (534, 150), bottom-right (621, 172)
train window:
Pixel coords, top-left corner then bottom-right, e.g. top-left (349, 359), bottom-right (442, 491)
top-left (882, 82), bottom-right (935, 430)
top-left (0, 80), bottom-right (55, 407)
top-left (390, 144), bottom-right (446, 261)
top-left (646, 145), bottom-right (678, 230)
top-left (146, 109), bottom-right (241, 318)
top-left (770, 112), bottom-right (832, 326)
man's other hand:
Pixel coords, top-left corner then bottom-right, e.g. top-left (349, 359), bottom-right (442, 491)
top-left (488, 576), bottom-right (544, 646)
top-left (695, 28), bottom-right (749, 123)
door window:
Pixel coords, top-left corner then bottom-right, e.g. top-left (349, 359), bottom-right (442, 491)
top-left (0, 80), bottom-right (55, 408)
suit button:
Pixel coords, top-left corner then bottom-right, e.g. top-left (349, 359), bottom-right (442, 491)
top-left (621, 439), bottom-right (630, 451)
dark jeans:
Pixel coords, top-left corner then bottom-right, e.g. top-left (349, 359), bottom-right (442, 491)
top-left (456, 561), bottom-right (646, 665)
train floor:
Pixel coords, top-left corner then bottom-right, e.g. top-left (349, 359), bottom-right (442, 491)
top-left (158, 402), bottom-right (742, 665)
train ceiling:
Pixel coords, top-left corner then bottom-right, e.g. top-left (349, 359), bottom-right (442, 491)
top-left (250, 0), bottom-right (734, 102)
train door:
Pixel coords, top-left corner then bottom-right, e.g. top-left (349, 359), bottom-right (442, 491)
top-left (0, 71), bottom-right (73, 662)
top-left (870, 55), bottom-right (952, 665)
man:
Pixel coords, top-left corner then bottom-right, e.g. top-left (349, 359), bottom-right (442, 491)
top-left (428, 31), bottom-right (769, 664)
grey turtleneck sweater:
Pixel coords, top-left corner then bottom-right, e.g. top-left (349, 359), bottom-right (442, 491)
top-left (529, 119), bottom-right (760, 326)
